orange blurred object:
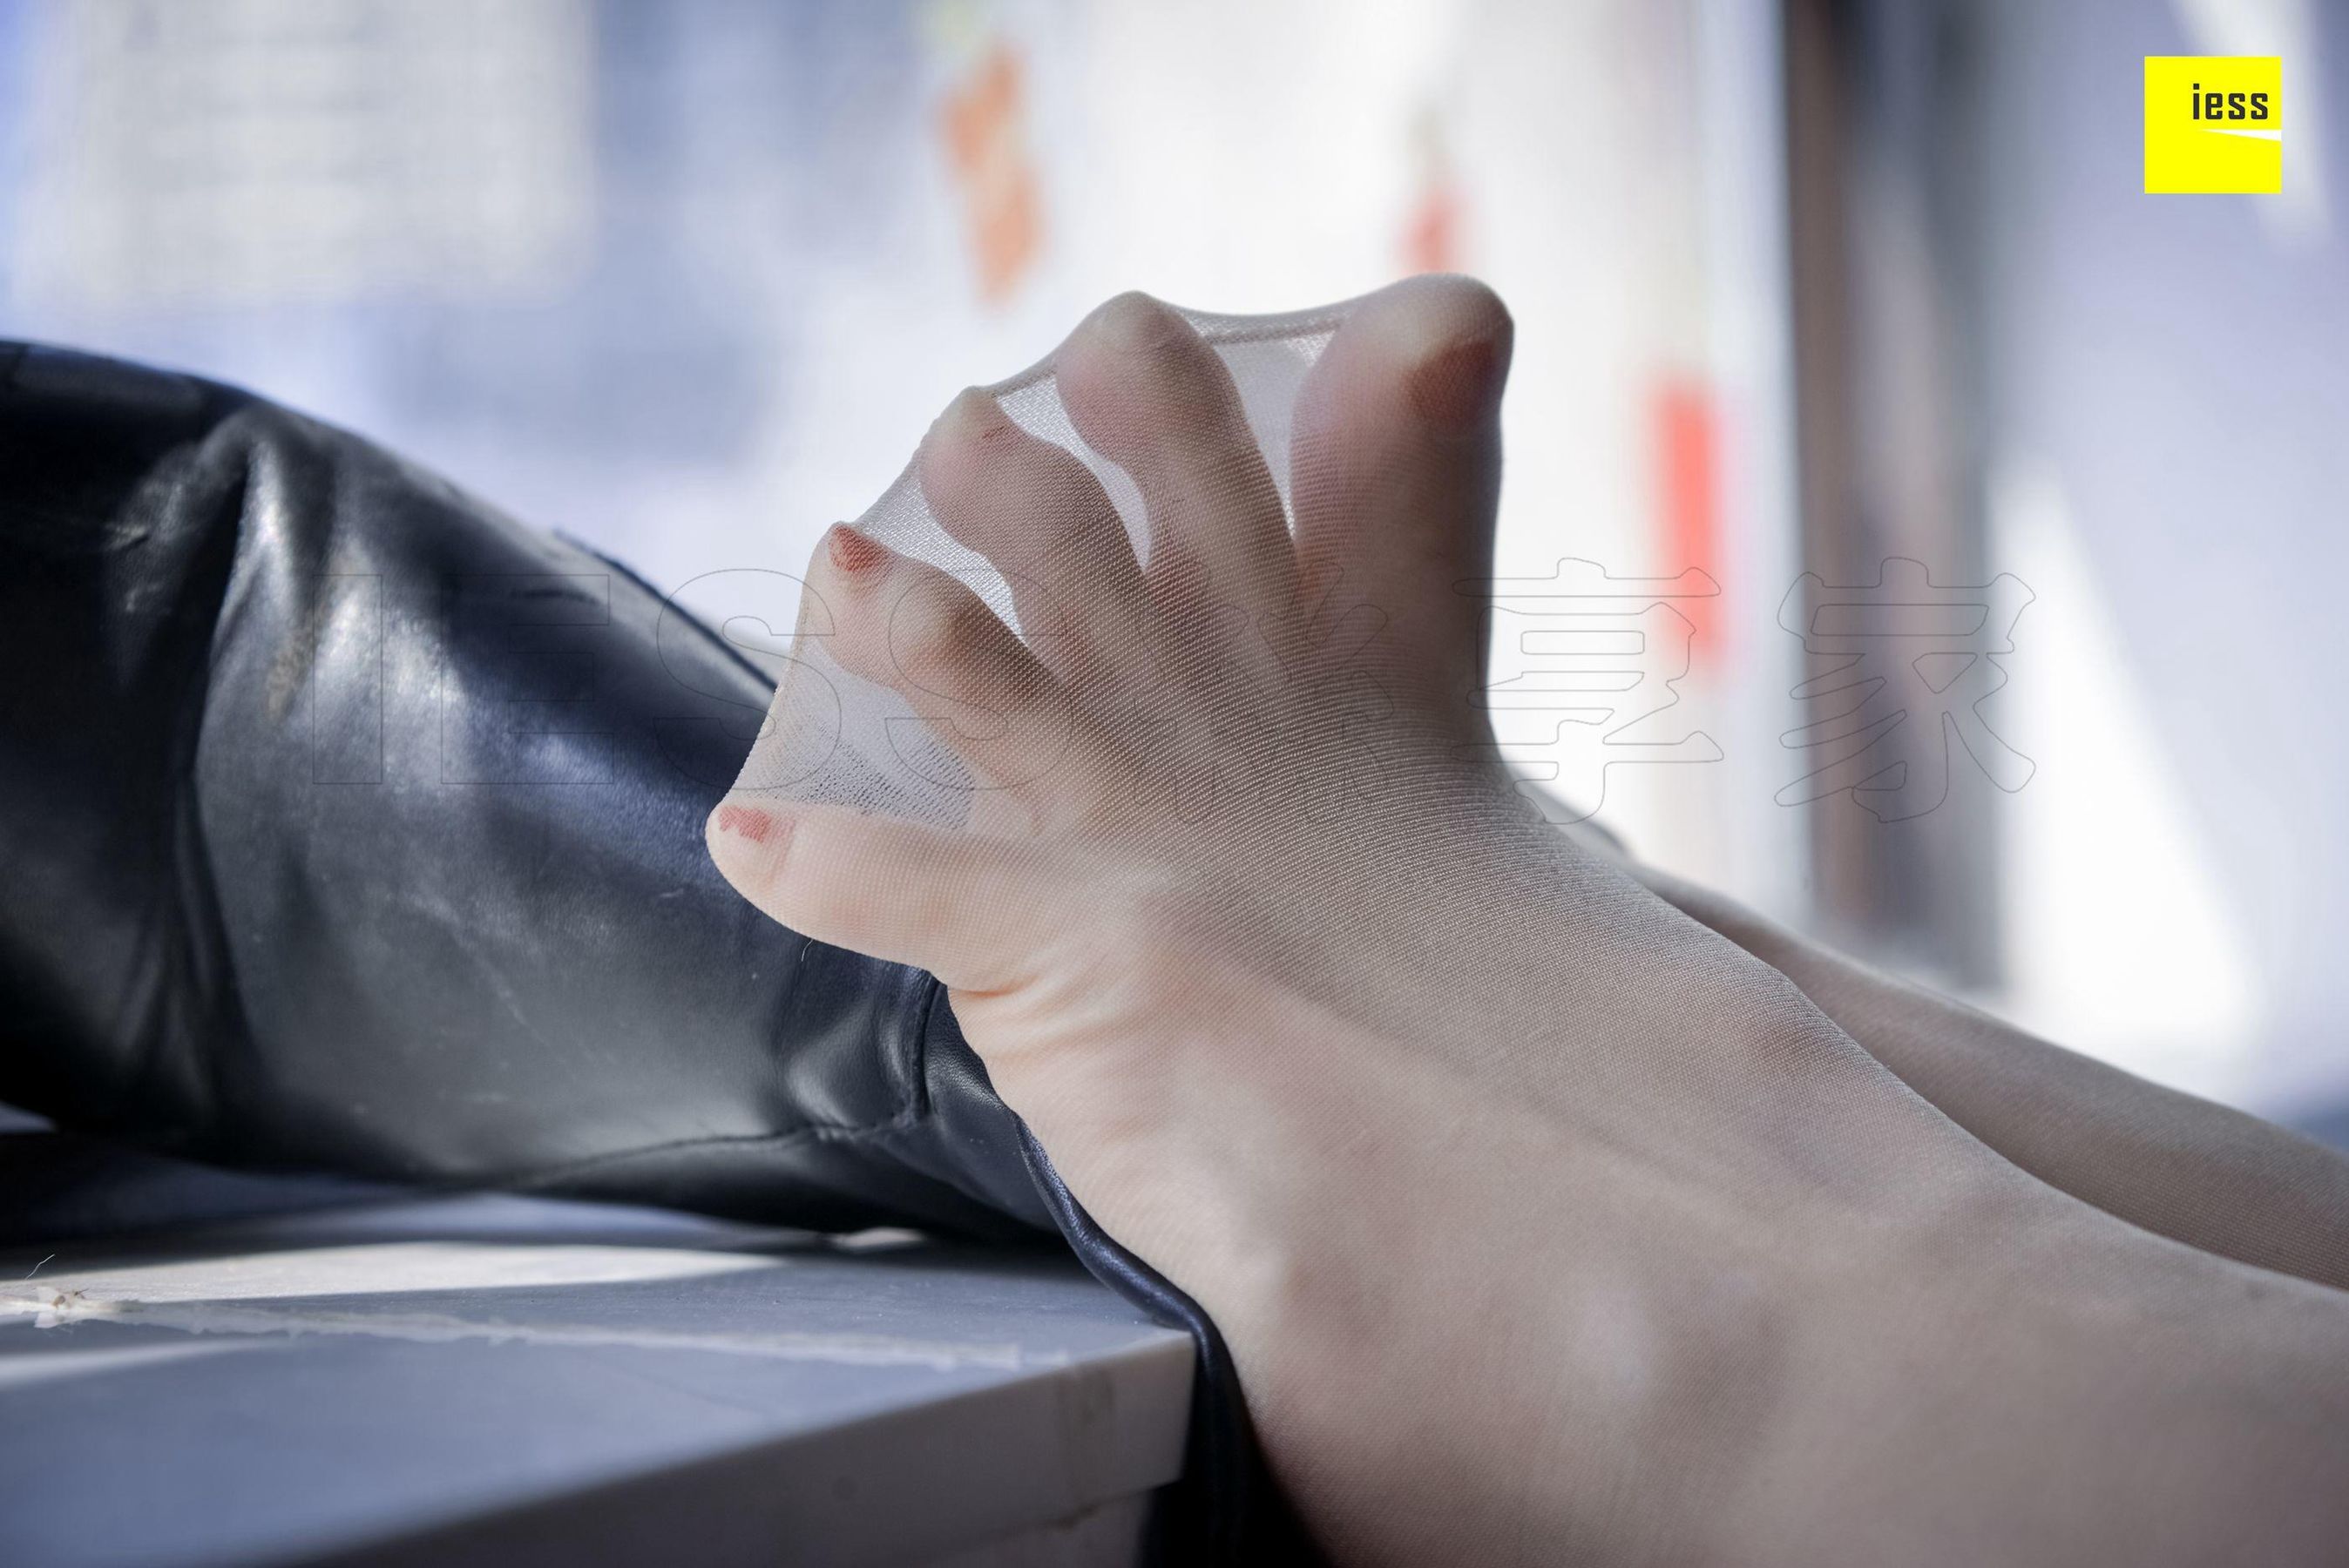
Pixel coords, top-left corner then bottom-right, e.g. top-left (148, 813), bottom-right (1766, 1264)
top-left (940, 39), bottom-right (1045, 305)
top-left (1654, 378), bottom-right (1721, 663)
top-left (1401, 111), bottom-right (1463, 274)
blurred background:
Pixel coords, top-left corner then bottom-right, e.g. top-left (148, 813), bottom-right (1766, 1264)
top-left (2, 0), bottom-right (2344, 1134)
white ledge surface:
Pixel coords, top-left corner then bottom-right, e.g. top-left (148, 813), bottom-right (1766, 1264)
top-left (0, 1193), bottom-right (1193, 1567)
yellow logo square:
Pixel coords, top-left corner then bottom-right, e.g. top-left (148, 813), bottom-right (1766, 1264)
top-left (2145, 57), bottom-right (2282, 193)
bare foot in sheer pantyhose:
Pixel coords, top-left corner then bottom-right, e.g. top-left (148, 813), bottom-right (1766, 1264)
top-left (710, 279), bottom-right (2349, 1565)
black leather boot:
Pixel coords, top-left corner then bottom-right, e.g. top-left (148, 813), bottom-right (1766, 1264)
top-left (0, 341), bottom-right (1045, 1234)
top-left (0, 341), bottom-right (1312, 1562)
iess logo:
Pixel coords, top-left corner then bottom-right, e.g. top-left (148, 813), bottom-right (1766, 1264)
top-left (2144, 57), bottom-right (2281, 193)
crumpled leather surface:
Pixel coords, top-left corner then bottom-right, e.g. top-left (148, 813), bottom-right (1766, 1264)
top-left (0, 341), bottom-right (1045, 1237)
top-left (0, 342), bottom-right (1309, 1559)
